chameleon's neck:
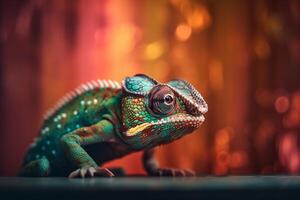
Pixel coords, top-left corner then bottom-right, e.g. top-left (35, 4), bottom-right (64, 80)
top-left (105, 91), bottom-right (127, 142)
top-left (110, 92), bottom-right (141, 151)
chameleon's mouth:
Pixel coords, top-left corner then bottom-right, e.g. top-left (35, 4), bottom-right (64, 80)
top-left (125, 113), bottom-right (205, 137)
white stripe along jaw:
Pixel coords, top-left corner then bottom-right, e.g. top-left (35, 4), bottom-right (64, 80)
top-left (151, 115), bottom-right (205, 125)
top-left (125, 114), bottom-right (205, 137)
top-left (43, 79), bottom-right (121, 120)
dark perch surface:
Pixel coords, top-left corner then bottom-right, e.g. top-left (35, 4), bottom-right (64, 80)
top-left (1, 176), bottom-right (300, 200)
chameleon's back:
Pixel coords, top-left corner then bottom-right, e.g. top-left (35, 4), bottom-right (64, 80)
top-left (21, 80), bottom-right (122, 176)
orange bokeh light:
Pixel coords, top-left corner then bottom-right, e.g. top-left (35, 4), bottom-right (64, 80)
top-left (186, 6), bottom-right (211, 31)
top-left (144, 41), bottom-right (165, 60)
top-left (274, 96), bottom-right (290, 113)
top-left (175, 24), bottom-right (192, 41)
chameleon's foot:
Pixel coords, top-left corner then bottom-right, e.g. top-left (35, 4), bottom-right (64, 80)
top-left (68, 167), bottom-right (115, 178)
top-left (151, 168), bottom-right (195, 177)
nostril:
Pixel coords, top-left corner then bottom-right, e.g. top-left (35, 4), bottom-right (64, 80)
top-left (189, 107), bottom-right (200, 116)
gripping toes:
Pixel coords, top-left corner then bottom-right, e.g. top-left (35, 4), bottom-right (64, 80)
top-left (68, 167), bottom-right (114, 178)
top-left (153, 168), bottom-right (195, 177)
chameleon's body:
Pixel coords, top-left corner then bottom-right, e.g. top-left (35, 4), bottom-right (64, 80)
top-left (20, 74), bottom-right (207, 177)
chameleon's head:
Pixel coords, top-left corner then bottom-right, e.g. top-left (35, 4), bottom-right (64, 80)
top-left (120, 74), bottom-right (208, 149)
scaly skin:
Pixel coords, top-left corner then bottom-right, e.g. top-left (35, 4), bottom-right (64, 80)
top-left (20, 74), bottom-right (208, 177)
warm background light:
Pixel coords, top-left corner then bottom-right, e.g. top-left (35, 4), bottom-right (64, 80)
top-left (145, 41), bottom-right (165, 60)
top-left (175, 24), bottom-right (192, 41)
top-left (1, 0), bottom-right (300, 176)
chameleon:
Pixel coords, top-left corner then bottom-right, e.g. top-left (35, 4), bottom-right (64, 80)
top-left (20, 74), bottom-right (208, 177)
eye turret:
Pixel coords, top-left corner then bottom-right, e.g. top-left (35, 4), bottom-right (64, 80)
top-left (149, 85), bottom-right (175, 115)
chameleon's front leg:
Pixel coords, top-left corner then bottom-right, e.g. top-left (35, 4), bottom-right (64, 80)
top-left (143, 149), bottom-right (195, 177)
top-left (60, 119), bottom-right (115, 178)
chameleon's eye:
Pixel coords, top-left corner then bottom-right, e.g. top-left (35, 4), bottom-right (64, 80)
top-left (164, 94), bottom-right (174, 105)
top-left (149, 85), bottom-right (175, 115)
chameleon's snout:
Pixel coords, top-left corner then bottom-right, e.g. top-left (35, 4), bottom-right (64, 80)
top-left (167, 79), bottom-right (208, 117)
top-left (185, 97), bottom-right (208, 117)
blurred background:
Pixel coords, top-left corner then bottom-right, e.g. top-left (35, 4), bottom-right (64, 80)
top-left (1, 0), bottom-right (300, 176)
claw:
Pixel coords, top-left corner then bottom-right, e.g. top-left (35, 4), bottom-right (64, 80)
top-left (80, 168), bottom-right (87, 177)
top-left (175, 169), bottom-right (183, 176)
top-left (68, 167), bottom-right (115, 178)
top-left (87, 167), bottom-right (96, 177)
top-left (152, 168), bottom-right (195, 177)
top-left (68, 169), bottom-right (80, 178)
top-left (94, 167), bottom-right (115, 177)
top-left (184, 169), bottom-right (195, 176)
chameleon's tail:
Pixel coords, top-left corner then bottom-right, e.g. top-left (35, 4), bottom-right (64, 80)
top-left (19, 157), bottom-right (50, 177)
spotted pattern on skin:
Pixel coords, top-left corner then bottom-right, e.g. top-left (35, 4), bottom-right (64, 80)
top-left (21, 74), bottom-right (207, 177)
top-left (24, 84), bottom-right (122, 168)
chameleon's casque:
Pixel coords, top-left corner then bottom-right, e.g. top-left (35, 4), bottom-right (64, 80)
top-left (20, 74), bottom-right (207, 177)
